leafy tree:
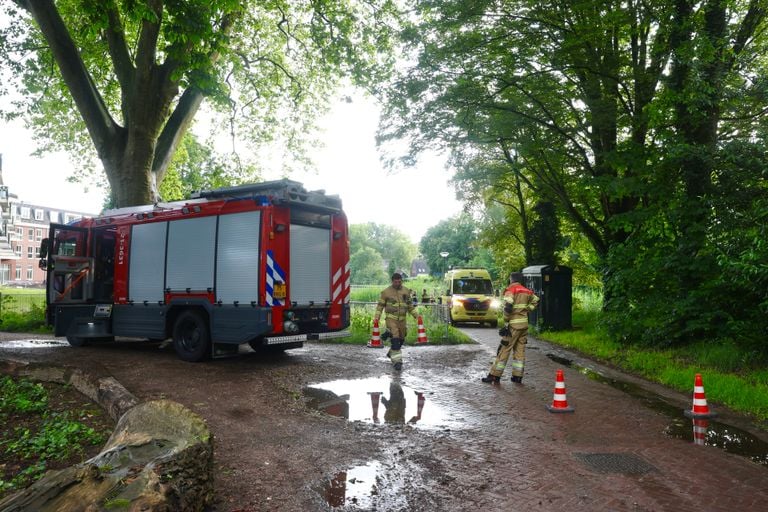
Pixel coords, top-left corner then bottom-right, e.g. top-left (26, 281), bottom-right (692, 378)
top-left (349, 246), bottom-right (388, 285)
top-left (1, 0), bottom-right (398, 206)
top-left (381, 0), bottom-right (768, 349)
top-left (419, 213), bottom-right (479, 276)
top-left (349, 222), bottom-right (417, 279)
top-left (158, 134), bottom-right (259, 201)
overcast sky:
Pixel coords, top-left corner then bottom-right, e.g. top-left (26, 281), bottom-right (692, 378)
top-left (0, 92), bottom-right (463, 243)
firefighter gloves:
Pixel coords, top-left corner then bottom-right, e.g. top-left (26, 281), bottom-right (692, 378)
top-left (498, 326), bottom-right (511, 337)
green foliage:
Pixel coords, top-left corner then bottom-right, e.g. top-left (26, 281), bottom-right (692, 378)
top-left (419, 213), bottom-right (485, 277)
top-left (3, 411), bottom-right (105, 461)
top-left (0, 376), bottom-right (48, 414)
top-left (349, 247), bottom-right (389, 285)
top-left (104, 498), bottom-right (132, 509)
top-left (349, 285), bottom-right (385, 302)
top-left (380, 0), bottom-right (768, 353)
top-left (158, 134), bottom-right (260, 201)
top-left (541, 308), bottom-right (768, 421)
top-left (349, 223), bottom-right (417, 284)
top-left (1, 0), bottom-right (400, 204)
top-left (332, 304), bottom-right (472, 345)
top-left (0, 377), bottom-right (108, 494)
top-left (0, 302), bottom-right (49, 333)
top-left (0, 461), bottom-right (47, 495)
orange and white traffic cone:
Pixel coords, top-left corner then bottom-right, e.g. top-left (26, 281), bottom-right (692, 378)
top-left (683, 373), bottom-right (717, 418)
top-left (692, 418), bottom-right (709, 446)
top-left (409, 391), bottom-right (426, 424)
top-left (369, 391), bottom-right (382, 423)
top-left (546, 369), bottom-right (575, 413)
top-left (415, 391), bottom-right (425, 420)
top-left (416, 315), bottom-right (428, 344)
top-left (367, 319), bottom-right (383, 348)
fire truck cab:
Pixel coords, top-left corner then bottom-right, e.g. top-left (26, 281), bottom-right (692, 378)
top-left (39, 179), bottom-right (351, 361)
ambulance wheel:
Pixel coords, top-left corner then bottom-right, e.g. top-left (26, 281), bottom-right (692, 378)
top-left (172, 310), bottom-right (211, 362)
top-left (66, 336), bottom-right (88, 347)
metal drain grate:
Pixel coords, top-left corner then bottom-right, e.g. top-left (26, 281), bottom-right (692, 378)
top-left (574, 453), bottom-right (657, 475)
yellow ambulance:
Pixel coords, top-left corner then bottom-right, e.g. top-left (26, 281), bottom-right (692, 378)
top-left (440, 268), bottom-right (500, 327)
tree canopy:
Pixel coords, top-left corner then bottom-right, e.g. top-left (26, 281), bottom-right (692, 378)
top-left (1, 0), bottom-right (398, 206)
top-left (349, 222), bottom-right (416, 283)
top-left (381, 0), bottom-right (768, 349)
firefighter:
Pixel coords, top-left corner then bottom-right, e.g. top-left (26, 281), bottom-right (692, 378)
top-left (482, 272), bottom-right (539, 384)
top-left (374, 272), bottom-right (418, 371)
top-left (381, 381), bottom-right (406, 424)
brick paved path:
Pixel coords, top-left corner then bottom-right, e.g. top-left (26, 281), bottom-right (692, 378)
top-left (1, 329), bottom-right (766, 511)
top-left (400, 327), bottom-right (768, 511)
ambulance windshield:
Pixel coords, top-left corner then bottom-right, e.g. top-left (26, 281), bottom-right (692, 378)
top-left (453, 278), bottom-right (493, 295)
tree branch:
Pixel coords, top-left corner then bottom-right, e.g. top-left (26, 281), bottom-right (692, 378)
top-left (16, 0), bottom-right (119, 156)
top-left (135, 0), bottom-right (162, 83)
top-left (152, 86), bottom-right (204, 183)
top-left (101, 0), bottom-right (134, 92)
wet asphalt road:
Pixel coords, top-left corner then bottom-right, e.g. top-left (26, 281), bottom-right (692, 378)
top-left (1, 328), bottom-right (768, 511)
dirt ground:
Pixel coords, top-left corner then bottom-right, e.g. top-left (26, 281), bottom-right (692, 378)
top-left (1, 329), bottom-right (767, 512)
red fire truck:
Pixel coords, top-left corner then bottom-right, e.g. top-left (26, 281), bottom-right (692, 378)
top-left (38, 180), bottom-right (351, 361)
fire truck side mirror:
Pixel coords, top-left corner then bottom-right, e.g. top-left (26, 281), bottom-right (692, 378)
top-left (39, 239), bottom-right (49, 270)
top-left (39, 238), bottom-right (49, 259)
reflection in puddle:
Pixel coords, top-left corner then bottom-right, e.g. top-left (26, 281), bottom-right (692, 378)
top-left (323, 461), bottom-right (382, 509)
top-left (321, 460), bottom-right (408, 510)
top-left (304, 376), bottom-right (451, 428)
top-left (545, 353), bottom-right (768, 466)
top-left (0, 339), bottom-right (68, 348)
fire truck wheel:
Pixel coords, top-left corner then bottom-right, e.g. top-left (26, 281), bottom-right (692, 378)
top-left (66, 336), bottom-right (89, 347)
top-left (172, 310), bottom-right (211, 362)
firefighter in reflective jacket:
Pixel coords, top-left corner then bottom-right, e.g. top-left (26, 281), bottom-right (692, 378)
top-left (374, 272), bottom-right (418, 371)
top-left (482, 272), bottom-right (539, 384)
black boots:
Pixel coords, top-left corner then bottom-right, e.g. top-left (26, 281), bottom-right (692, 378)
top-left (481, 374), bottom-right (501, 384)
top-left (511, 375), bottom-right (523, 384)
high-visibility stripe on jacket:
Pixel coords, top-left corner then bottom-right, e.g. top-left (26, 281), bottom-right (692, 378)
top-left (502, 282), bottom-right (539, 329)
top-left (375, 285), bottom-right (417, 321)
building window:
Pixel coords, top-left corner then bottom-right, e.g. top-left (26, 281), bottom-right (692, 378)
top-left (15, 267), bottom-right (21, 280)
top-left (49, 211), bottom-right (59, 223)
top-left (21, 206), bottom-right (30, 219)
top-left (14, 245), bottom-right (22, 257)
top-left (36, 229), bottom-right (43, 241)
top-left (34, 209), bottom-right (44, 221)
top-left (27, 246), bottom-right (34, 258)
top-left (15, 227), bottom-right (23, 239)
top-left (28, 228), bottom-right (34, 240)
top-left (26, 266), bottom-right (33, 280)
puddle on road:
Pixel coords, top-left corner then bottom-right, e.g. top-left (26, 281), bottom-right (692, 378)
top-left (0, 339), bottom-right (68, 348)
top-left (321, 461), bottom-right (399, 509)
top-left (546, 353), bottom-right (768, 466)
top-left (304, 376), bottom-right (454, 429)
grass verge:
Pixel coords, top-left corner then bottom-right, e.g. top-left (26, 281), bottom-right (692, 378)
top-left (537, 310), bottom-right (768, 424)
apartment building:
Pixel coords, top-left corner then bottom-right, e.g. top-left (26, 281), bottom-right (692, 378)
top-left (0, 156), bottom-right (97, 287)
